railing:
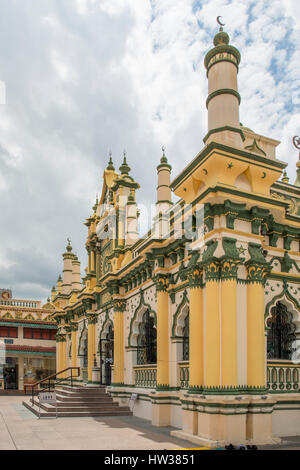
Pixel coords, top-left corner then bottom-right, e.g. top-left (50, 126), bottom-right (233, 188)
top-left (134, 365), bottom-right (157, 388)
top-left (0, 299), bottom-right (41, 308)
top-left (267, 361), bottom-right (299, 393)
top-left (81, 368), bottom-right (88, 383)
top-left (176, 361), bottom-right (300, 393)
top-left (179, 361), bottom-right (189, 389)
top-left (24, 367), bottom-right (80, 405)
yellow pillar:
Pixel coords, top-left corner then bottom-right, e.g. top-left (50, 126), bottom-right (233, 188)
top-left (246, 264), bottom-right (267, 387)
top-left (56, 336), bottom-right (62, 372)
top-left (113, 300), bottom-right (125, 384)
top-left (155, 274), bottom-right (169, 388)
top-left (204, 262), bottom-right (220, 387)
top-left (71, 324), bottom-right (78, 368)
top-left (220, 261), bottom-right (238, 386)
top-left (188, 267), bottom-right (203, 389)
top-left (87, 315), bottom-right (97, 383)
top-left (60, 334), bottom-right (67, 378)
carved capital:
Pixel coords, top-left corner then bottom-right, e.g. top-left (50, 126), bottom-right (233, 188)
top-left (219, 259), bottom-right (239, 280)
top-left (246, 263), bottom-right (270, 284)
top-left (56, 333), bottom-right (66, 343)
top-left (86, 313), bottom-right (98, 325)
top-left (204, 260), bottom-right (220, 282)
top-left (113, 299), bottom-right (126, 312)
top-left (186, 266), bottom-right (203, 288)
top-left (154, 273), bottom-right (169, 292)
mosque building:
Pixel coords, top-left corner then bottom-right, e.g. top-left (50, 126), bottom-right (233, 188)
top-left (49, 25), bottom-right (300, 446)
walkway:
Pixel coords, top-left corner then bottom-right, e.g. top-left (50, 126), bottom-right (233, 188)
top-left (0, 396), bottom-right (193, 450)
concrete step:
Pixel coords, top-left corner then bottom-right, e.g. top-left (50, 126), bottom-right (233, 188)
top-left (57, 390), bottom-right (107, 398)
top-left (55, 394), bottom-right (114, 403)
top-left (57, 386), bottom-right (106, 392)
top-left (30, 398), bottom-right (121, 411)
top-left (23, 401), bottom-right (132, 418)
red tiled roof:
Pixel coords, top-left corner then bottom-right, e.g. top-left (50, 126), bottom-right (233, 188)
top-left (0, 345), bottom-right (56, 353)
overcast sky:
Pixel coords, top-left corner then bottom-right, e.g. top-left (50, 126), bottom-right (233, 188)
top-left (0, 0), bottom-right (298, 302)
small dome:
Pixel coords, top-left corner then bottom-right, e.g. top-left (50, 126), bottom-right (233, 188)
top-left (213, 28), bottom-right (230, 46)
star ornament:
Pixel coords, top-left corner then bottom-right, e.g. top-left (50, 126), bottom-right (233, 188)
top-left (238, 245), bottom-right (246, 255)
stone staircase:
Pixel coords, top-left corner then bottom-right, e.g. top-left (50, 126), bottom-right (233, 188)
top-left (22, 385), bottom-right (132, 418)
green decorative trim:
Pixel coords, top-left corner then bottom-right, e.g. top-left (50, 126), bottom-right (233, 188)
top-left (77, 320), bottom-right (87, 356)
top-left (264, 280), bottom-right (300, 320)
top-left (202, 239), bottom-right (218, 262)
top-left (156, 384), bottom-right (170, 391)
top-left (245, 139), bottom-right (266, 156)
top-left (9, 350), bottom-right (56, 356)
top-left (86, 313), bottom-right (98, 325)
top-left (245, 243), bottom-right (271, 284)
top-left (204, 44), bottom-right (241, 69)
top-left (56, 333), bottom-right (66, 343)
top-left (98, 311), bottom-right (113, 353)
top-left (0, 322), bottom-right (57, 329)
top-left (113, 299), bottom-right (126, 312)
top-left (128, 289), bottom-right (157, 347)
top-left (188, 385), bottom-right (203, 394)
top-left (154, 273), bottom-right (169, 292)
top-left (187, 385), bottom-right (268, 395)
top-left (170, 141), bottom-right (286, 191)
top-left (206, 57), bottom-right (239, 75)
top-left (203, 126), bottom-right (245, 144)
top-left (206, 88), bottom-right (241, 109)
top-left (171, 290), bottom-right (189, 337)
top-left (186, 266), bottom-right (203, 288)
top-left (204, 260), bottom-right (220, 281)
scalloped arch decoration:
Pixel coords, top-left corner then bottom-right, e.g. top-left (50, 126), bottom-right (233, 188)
top-left (128, 289), bottom-right (156, 347)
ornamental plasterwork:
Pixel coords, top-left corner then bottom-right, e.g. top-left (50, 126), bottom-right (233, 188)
top-left (270, 190), bottom-right (299, 216)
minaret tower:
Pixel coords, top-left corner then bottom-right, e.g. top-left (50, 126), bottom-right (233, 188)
top-left (204, 23), bottom-right (243, 148)
top-left (62, 239), bottom-right (74, 295)
top-left (155, 147), bottom-right (172, 238)
top-left (293, 136), bottom-right (300, 187)
top-left (71, 255), bottom-right (82, 291)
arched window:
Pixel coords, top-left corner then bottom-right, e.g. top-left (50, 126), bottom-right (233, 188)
top-left (83, 337), bottom-right (88, 368)
top-left (100, 323), bottom-right (114, 385)
top-left (182, 313), bottom-right (189, 361)
top-left (267, 302), bottom-right (296, 360)
top-left (137, 310), bottom-right (157, 365)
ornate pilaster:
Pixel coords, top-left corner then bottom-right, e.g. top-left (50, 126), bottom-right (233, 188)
top-left (70, 322), bottom-right (78, 368)
top-left (154, 273), bottom-right (170, 390)
top-left (203, 259), bottom-right (220, 388)
top-left (113, 299), bottom-right (126, 385)
top-left (87, 313), bottom-right (97, 382)
top-left (246, 243), bottom-right (270, 388)
top-left (186, 264), bottom-right (204, 392)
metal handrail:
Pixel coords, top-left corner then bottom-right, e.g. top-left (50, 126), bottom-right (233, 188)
top-left (24, 367), bottom-right (80, 405)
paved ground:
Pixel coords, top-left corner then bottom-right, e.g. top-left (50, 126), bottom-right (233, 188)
top-left (0, 396), bottom-right (299, 450)
top-left (0, 396), bottom-right (195, 450)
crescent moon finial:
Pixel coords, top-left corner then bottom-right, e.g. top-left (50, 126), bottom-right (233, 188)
top-left (293, 136), bottom-right (300, 151)
top-left (217, 16), bottom-right (225, 27)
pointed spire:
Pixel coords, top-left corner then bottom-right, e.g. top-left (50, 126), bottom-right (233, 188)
top-left (292, 136), bottom-right (300, 187)
top-left (119, 150), bottom-right (131, 175)
top-left (106, 151), bottom-right (115, 171)
top-left (282, 170), bottom-right (289, 184)
top-left (160, 145), bottom-right (168, 164)
top-left (295, 163), bottom-right (300, 187)
top-left (66, 238), bottom-right (72, 252)
top-left (93, 194), bottom-right (99, 213)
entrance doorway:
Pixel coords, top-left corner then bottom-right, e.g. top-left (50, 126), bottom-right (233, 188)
top-left (100, 324), bottom-right (114, 385)
top-left (3, 364), bottom-right (18, 390)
